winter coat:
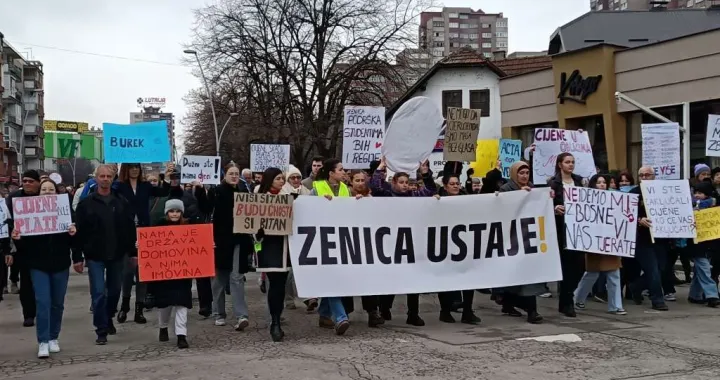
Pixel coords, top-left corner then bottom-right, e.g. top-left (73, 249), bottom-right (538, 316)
top-left (145, 218), bottom-right (194, 309)
top-left (548, 173), bottom-right (584, 249)
top-left (202, 182), bottom-right (252, 273)
top-left (75, 190), bottom-right (137, 262)
top-left (113, 180), bottom-right (171, 227)
top-left (370, 170), bottom-right (437, 197)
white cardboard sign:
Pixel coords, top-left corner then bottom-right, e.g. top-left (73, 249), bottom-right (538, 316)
top-left (342, 106), bottom-right (384, 169)
top-left (640, 180), bottom-right (696, 239)
top-left (641, 123), bottom-right (680, 180)
top-left (250, 144), bottom-right (290, 173)
top-left (180, 155), bottom-right (221, 185)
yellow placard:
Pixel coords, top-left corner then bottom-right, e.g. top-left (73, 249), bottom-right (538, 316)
top-left (694, 207), bottom-right (720, 244)
top-left (470, 139), bottom-right (499, 178)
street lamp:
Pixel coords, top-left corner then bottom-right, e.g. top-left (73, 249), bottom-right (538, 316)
top-left (183, 49), bottom-right (220, 156)
top-left (218, 112), bottom-right (240, 156)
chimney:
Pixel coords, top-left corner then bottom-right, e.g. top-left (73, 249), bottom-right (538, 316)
top-left (492, 50), bottom-right (506, 61)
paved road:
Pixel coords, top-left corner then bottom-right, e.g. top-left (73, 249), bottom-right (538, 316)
top-left (1, 272), bottom-right (720, 379)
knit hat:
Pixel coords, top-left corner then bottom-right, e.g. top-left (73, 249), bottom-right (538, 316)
top-left (164, 199), bottom-right (185, 214)
top-left (694, 181), bottom-right (714, 198)
top-left (286, 165), bottom-right (302, 181)
top-left (694, 163), bottom-right (711, 177)
top-left (22, 170), bottom-right (40, 182)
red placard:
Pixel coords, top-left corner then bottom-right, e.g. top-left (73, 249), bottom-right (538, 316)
top-left (137, 224), bottom-right (215, 282)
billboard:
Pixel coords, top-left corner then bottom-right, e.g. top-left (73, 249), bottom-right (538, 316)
top-left (45, 132), bottom-right (103, 161)
top-left (43, 120), bottom-right (89, 133)
top-left (137, 97), bottom-right (166, 108)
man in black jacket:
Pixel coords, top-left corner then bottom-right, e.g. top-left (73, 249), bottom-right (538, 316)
top-left (74, 164), bottom-right (137, 345)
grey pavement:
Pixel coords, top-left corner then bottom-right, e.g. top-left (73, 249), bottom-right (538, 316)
top-left (1, 272), bottom-right (720, 379)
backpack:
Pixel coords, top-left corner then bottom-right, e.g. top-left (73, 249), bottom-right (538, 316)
top-left (79, 178), bottom-right (98, 201)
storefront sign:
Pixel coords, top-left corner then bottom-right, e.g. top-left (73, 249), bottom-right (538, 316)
top-left (557, 70), bottom-right (602, 104)
top-left (137, 97), bottom-right (167, 108)
top-left (43, 120), bottom-right (89, 133)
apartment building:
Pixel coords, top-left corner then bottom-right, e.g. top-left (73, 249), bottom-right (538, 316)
top-left (591, 0), bottom-right (719, 10)
top-left (419, 7), bottom-right (508, 64)
top-left (23, 61), bottom-right (45, 171)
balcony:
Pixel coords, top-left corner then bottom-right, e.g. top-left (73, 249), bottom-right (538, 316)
top-left (24, 124), bottom-right (43, 136)
top-left (4, 114), bottom-right (21, 127)
top-left (24, 146), bottom-right (44, 158)
top-left (8, 64), bottom-right (22, 79)
top-left (24, 80), bottom-right (37, 90)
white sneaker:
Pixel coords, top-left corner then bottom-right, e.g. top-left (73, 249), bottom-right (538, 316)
top-left (664, 293), bottom-right (677, 302)
top-left (38, 342), bottom-right (50, 359)
top-left (49, 340), bottom-right (60, 353)
top-left (234, 317), bottom-right (249, 331)
top-left (215, 318), bottom-right (226, 326)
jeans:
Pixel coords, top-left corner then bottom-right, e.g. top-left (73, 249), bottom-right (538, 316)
top-left (689, 257), bottom-right (719, 301)
top-left (318, 297), bottom-right (348, 324)
top-left (632, 245), bottom-right (666, 305)
top-left (211, 270), bottom-right (248, 319)
top-left (592, 272), bottom-right (607, 297)
top-left (575, 269), bottom-right (623, 312)
top-left (267, 272), bottom-right (289, 317)
top-left (87, 259), bottom-right (124, 336)
top-left (30, 269), bottom-right (69, 343)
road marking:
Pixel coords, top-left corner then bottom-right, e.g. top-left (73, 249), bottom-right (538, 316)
top-left (516, 334), bottom-right (582, 342)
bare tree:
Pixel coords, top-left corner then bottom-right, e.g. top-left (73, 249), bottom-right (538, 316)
top-left (183, 0), bottom-right (433, 169)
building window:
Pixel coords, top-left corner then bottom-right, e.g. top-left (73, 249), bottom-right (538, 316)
top-left (482, 23), bottom-right (491, 28)
top-left (483, 52), bottom-right (493, 58)
top-left (459, 33), bottom-right (468, 39)
top-left (459, 14), bottom-right (469, 19)
top-left (497, 42), bottom-right (507, 48)
top-left (496, 20), bottom-right (507, 28)
top-left (496, 32), bottom-right (508, 38)
top-left (460, 23), bottom-right (469, 29)
top-left (434, 41), bottom-right (444, 47)
top-left (441, 90), bottom-right (462, 118)
top-left (449, 22), bottom-right (459, 28)
top-left (448, 12), bottom-right (459, 18)
top-left (433, 21), bottom-right (444, 27)
top-left (470, 90), bottom-right (490, 117)
top-left (469, 33), bottom-right (478, 39)
top-left (482, 32), bottom-right (492, 38)
top-left (468, 43), bottom-right (479, 48)
top-left (449, 32), bottom-right (459, 38)
top-left (481, 42), bottom-right (492, 48)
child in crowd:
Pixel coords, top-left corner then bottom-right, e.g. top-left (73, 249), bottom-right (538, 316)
top-left (688, 182), bottom-right (720, 307)
top-left (145, 199), bottom-right (193, 348)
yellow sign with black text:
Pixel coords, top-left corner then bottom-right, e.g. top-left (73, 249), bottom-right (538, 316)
top-left (694, 207), bottom-right (720, 244)
top-left (43, 120), bottom-right (89, 133)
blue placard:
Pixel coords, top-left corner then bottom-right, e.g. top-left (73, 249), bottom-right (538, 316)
top-left (103, 121), bottom-right (171, 163)
top-left (499, 139), bottom-right (522, 179)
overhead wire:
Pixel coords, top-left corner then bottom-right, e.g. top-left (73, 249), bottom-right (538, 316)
top-left (11, 41), bottom-right (189, 67)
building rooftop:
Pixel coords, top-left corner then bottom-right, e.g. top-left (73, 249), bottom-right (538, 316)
top-left (549, 8), bottom-right (720, 54)
top-left (493, 56), bottom-right (552, 76)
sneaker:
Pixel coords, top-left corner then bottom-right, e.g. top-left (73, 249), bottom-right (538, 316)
top-left (215, 318), bottom-right (226, 326)
top-left (664, 293), bottom-right (677, 302)
top-left (37, 343), bottom-right (50, 359)
top-left (641, 289), bottom-right (649, 297)
top-left (609, 309), bottom-right (627, 315)
top-left (318, 316), bottom-right (335, 329)
top-left (95, 335), bottom-right (107, 345)
top-left (48, 340), bottom-right (60, 353)
top-left (198, 308), bottom-right (212, 318)
top-left (304, 298), bottom-right (319, 313)
top-left (335, 320), bottom-right (350, 335)
top-left (23, 318), bottom-right (34, 327)
top-left (575, 302), bottom-right (586, 309)
top-left (10, 282), bottom-right (19, 294)
top-left (592, 295), bottom-right (607, 303)
top-left (652, 303), bottom-right (669, 311)
top-left (234, 317), bottom-right (249, 331)
top-left (368, 311), bottom-right (385, 328)
top-left (538, 291), bottom-right (552, 298)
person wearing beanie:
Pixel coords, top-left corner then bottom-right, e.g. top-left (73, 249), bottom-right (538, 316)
top-left (282, 165), bottom-right (310, 196)
top-left (694, 163), bottom-right (712, 181)
top-left (5, 170), bottom-right (43, 328)
top-left (145, 198), bottom-right (192, 348)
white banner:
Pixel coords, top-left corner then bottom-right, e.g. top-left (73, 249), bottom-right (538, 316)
top-left (180, 155), bottom-right (221, 185)
top-left (12, 195), bottom-right (73, 236)
top-left (532, 128), bottom-right (596, 184)
top-left (250, 144), bottom-right (290, 173)
top-left (289, 189), bottom-right (562, 297)
top-left (640, 180), bottom-right (696, 239)
top-left (705, 115), bottom-right (720, 157)
top-left (342, 106), bottom-right (384, 169)
top-left (563, 186), bottom-right (638, 257)
top-left (641, 123), bottom-right (680, 180)
top-left (0, 202), bottom-right (9, 239)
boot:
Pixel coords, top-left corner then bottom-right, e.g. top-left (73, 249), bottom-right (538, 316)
top-left (461, 311), bottom-right (481, 325)
top-left (439, 311), bottom-right (455, 323)
top-left (134, 302), bottom-right (147, 324)
top-left (367, 311), bottom-right (385, 328)
top-left (159, 327), bottom-right (169, 342)
top-left (270, 315), bottom-right (284, 342)
top-left (117, 297), bottom-right (131, 323)
top-left (177, 335), bottom-right (189, 349)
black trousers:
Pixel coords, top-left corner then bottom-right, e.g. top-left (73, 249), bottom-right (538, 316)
top-left (558, 250), bottom-right (584, 311)
top-left (438, 290), bottom-right (474, 313)
top-left (502, 293), bottom-right (537, 313)
top-left (10, 264), bottom-right (19, 283)
top-left (267, 272), bottom-right (289, 317)
top-left (195, 277), bottom-right (213, 311)
top-left (361, 296), bottom-right (380, 313)
top-left (379, 294), bottom-right (419, 316)
top-left (19, 266), bottom-right (35, 319)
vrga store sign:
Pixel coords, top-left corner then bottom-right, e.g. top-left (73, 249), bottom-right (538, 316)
top-left (557, 70), bottom-right (602, 105)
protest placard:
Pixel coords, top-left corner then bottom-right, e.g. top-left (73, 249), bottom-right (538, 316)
top-left (0, 202), bottom-right (9, 239)
top-left (137, 224), bottom-right (215, 282)
top-left (342, 106), bottom-right (384, 170)
top-left (705, 115), bottom-right (720, 157)
top-left (642, 123), bottom-right (680, 179)
top-left (289, 188), bottom-right (561, 298)
top-left (250, 144), bottom-right (290, 173)
top-left (499, 139), bottom-right (522, 178)
top-left (532, 128), bottom-right (596, 184)
top-left (470, 139), bottom-right (500, 177)
top-left (180, 155), bottom-right (221, 185)
top-left (563, 186), bottom-right (638, 257)
top-left (12, 195), bottom-right (72, 236)
top-left (233, 193), bottom-right (293, 235)
top-left (640, 180), bottom-right (695, 239)
top-left (383, 97), bottom-right (444, 175)
top-left (694, 207), bottom-right (720, 244)
top-left (444, 108), bottom-right (480, 161)
top-left (103, 121), bottom-right (171, 163)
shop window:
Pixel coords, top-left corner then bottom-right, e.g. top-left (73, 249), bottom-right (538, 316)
top-left (441, 90), bottom-right (462, 118)
top-left (470, 90), bottom-right (490, 117)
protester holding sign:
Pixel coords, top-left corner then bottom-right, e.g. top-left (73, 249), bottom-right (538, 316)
top-left (495, 161), bottom-right (545, 324)
top-left (687, 181), bottom-right (720, 308)
top-left (548, 153), bottom-right (586, 318)
top-left (11, 179), bottom-right (79, 358)
top-left (201, 162), bottom-right (253, 331)
top-left (572, 175), bottom-right (627, 315)
top-left (627, 167), bottom-right (669, 311)
top-left (436, 173), bottom-right (482, 325)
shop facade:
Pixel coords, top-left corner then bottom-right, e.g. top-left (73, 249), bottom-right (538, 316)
top-left (500, 28), bottom-right (720, 176)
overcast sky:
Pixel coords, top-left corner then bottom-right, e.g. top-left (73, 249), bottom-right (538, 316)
top-left (0, 0), bottom-right (588, 153)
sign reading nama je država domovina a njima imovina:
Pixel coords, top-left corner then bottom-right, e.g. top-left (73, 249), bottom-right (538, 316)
top-left (557, 70), bottom-right (602, 105)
